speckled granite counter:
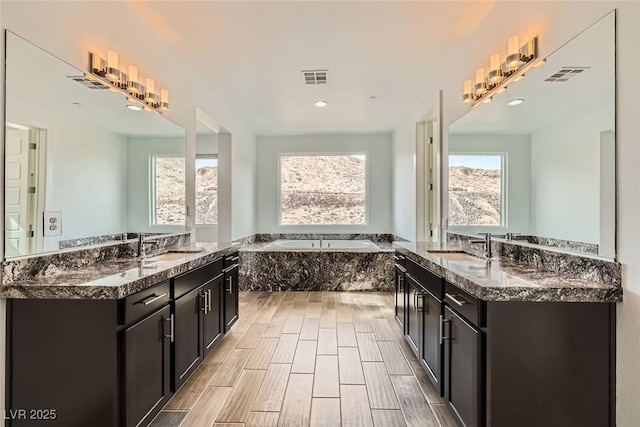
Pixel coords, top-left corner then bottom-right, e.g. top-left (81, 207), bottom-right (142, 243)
top-left (395, 241), bottom-right (622, 303)
top-left (0, 242), bottom-right (240, 300)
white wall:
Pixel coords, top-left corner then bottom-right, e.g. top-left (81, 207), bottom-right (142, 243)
top-left (392, 125), bottom-right (416, 240)
top-left (531, 105), bottom-right (613, 243)
top-left (256, 133), bottom-right (393, 233)
top-left (127, 137), bottom-right (185, 233)
top-left (6, 100), bottom-right (129, 252)
top-left (392, 2), bottom-right (640, 424)
top-left (449, 133), bottom-right (532, 236)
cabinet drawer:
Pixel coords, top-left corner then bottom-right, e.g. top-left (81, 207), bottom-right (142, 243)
top-left (121, 280), bottom-right (170, 326)
top-left (173, 258), bottom-right (223, 299)
top-left (407, 258), bottom-right (443, 299)
top-left (444, 281), bottom-right (483, 327)
top-left (393, 252), bottom-right (407, 267)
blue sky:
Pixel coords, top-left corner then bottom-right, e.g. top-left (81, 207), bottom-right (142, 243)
top-left (449, 155), bottom-right (501, 170)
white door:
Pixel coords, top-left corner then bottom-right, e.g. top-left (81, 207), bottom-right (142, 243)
top-left (5, 128), bottom-right (31, 256)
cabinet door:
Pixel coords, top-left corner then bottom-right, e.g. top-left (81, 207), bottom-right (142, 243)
top-left (444, 306), bottom-right (482, 427)
top-left (421, 291), bottom-right (443, 395)
top-left (224, 264), bottom-right (239, 331)
top-left (405, 274), bottom-right (422, 357)
top-left (395, 265), bottom-right (406, 332)
top-left (124, 305), bottom-right (171, 427)
top-left (203, 274), bottom-right (224, 357)
top-left (173, 284), bottom-right (205, 390)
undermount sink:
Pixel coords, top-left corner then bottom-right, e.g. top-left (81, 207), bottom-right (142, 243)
top-left (144, 251), bottom-right (202, 263)
top-left (429, 251), bottom-right (480, 261)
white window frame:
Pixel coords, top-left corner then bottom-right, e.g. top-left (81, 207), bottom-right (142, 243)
top-left (447, 152), bottom-right (507, 228)
top-left (195, 154), bottom-right (219, 226)
top-left (149, 154), bottom-right (186, 227)
top-left (277, 152), bottom-right (369, 227)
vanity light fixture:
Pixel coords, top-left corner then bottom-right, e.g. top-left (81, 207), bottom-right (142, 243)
top-left (462, 35), bottom-right (538, 106)
top-left (314, 100), bottom-right (328, 107)
top-left (88, 50), bottom-right (169, 114)
top-left (507, 98), bottom-right (525, 106)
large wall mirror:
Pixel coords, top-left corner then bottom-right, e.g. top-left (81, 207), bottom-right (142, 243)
top-left (4, 32), bottom-right (186, 258)
top-left (447, 11), bottom-right (615, 259)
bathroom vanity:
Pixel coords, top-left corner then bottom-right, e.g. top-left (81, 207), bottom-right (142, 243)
top-left (394, 241), bottom-right (620, 427)
top-left (2, 243), bottom-right (240, 427)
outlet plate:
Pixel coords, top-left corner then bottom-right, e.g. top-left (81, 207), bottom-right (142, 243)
top-left (43, 211), bottom-right (62, 237)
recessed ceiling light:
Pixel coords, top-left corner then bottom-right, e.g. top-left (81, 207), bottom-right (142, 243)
top-left (507, 98), bottom-right (525, 106)
top-left (72, 102), bottom-right (82, 106)
top-left (483, 97), bottom-right (493, 104)
top-left (127, 104), bottom-right (143, 111)
top-left (314, 100), bottom-right (328, 107)
top-left (369, 96), bottom-right (377, 100)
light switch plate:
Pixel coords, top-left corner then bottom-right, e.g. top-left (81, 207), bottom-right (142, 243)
top-left (43, 211), bottom-right (62, 237)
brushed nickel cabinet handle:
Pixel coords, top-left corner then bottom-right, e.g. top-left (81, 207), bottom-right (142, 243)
top-left (440, 315), bottom-right (451, 344)
top-left (445, 293), bottom-right (467, 307)
top-left (140, 293), bottom-right (167, 306)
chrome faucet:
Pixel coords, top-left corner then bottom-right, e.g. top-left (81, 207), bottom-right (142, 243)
top-left (138, 235), bottom-right (160, 257)
top-left (470, 233), bottom-right (492, 259)
top-left (319, 236), bottom-right (324, 248)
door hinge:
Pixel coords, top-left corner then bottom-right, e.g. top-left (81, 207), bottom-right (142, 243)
top-left (428, 183), bottom-right (433, 191)
top-left (29, 143), bottom-right (37, 150)
top-left (27, 230), bottom-right (34, 238)
top-left (427, 136), bottom-right (433, 144)
top-left (27, 186), bottom-right (36, 194)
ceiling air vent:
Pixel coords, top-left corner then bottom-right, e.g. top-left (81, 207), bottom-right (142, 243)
top-left (544, 67), bottom-right (590, 82)
top-left (301, 69), bottom-right (328, 85)
top-left (67, 75), bottom-right (110, 90)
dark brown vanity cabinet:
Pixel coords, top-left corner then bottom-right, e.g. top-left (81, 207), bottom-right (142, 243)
top-left (6, 256), bottom-right (236, 427)
top-left (405, 259), bottom-right (444, 395)
top-left (443, 302), bottom-right (482, 427)
top-left (172, 259), bottom-right (224, 390)
top-left (123, 304), bottom-right (171, 427)
top-left (395, 254), bottom-right (615, 427)
top-left (394, 254), bottom-right (406, 332)
top-left (223, 252), bottom-right (240, 332)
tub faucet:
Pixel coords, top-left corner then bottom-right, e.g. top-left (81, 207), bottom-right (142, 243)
top-left (320, 237), bottom-right (324, 248)
top-left (470, 233), bottom-right (492, 259)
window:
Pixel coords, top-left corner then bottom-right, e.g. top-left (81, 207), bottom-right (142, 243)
top-left (448, 154), bottom-right (504, 226)
top-left (279, 154), bottom-right (367, 225)
top-left (195, 155), bottom-right (218, 225)
top-left (152, 156), bottom-right (185, 225)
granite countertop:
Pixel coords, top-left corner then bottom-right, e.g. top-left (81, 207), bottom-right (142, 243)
top-left (0, 242), bottom-right (240, 300)
top-left (395, 241), bottom-right (622, 303)
top-left (241, 241), bottom-right (395, 252)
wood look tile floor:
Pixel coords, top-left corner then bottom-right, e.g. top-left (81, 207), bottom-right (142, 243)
top-left (149, 292), bottom-right (456, 427)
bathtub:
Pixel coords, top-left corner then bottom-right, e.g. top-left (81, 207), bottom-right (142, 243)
top-left (265, 239), bottom-right (380, 250)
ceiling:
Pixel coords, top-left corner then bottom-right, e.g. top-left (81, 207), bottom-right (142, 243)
top-left (124, 1), bottom-right (498, 135)
top-left (450, 11), bottom-right (615, 135)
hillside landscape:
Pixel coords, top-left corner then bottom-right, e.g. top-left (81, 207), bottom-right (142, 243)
top-left (448, 166), bottom-right (501, 226)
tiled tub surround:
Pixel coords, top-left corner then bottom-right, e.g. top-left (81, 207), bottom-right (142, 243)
top-left (446, 231), bottom-right (620, 287)
top-left (240, 240), bottom-right (395, 292)
top-left (0, 240), bottom-right (239, 299)
top-left (247, 233), bottom-right (399, 243)
top-left (395, 240), bottom-right (622, 302)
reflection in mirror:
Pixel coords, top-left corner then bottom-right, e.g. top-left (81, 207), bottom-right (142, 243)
top-left (4, 32), bottom-right (186, 258)
top-left (447, 11), bottom-right (615, 258)
top-left (195, 118), bottom-right (219, 242)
